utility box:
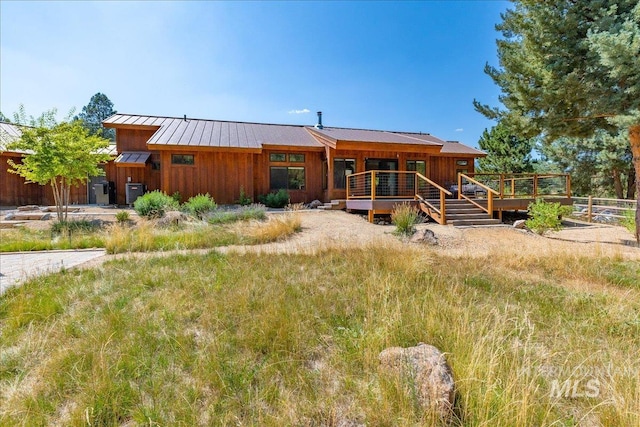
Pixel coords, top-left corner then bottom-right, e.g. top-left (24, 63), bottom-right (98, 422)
top-left (125, 183), bottom-right (145, 205)
top-left (93, 181), bottom-right (116, 205)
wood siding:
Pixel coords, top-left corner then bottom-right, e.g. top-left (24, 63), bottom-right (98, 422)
top-left (254, 149), bottom-right (324, 203)
top-left (160, 151), bottom-right (254, 204)
top-left (1, 152), bottom-right (110, 206)
top-left (116, 128), bottom-right (157, 152)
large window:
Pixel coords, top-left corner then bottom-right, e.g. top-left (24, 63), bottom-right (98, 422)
top-left (172, 154), bottom-right (194, 165)
top-left (270, 166), bottom-right (305, 190)
top-left (406, 160), bottom-right (426, 189)
top-left (333, 158), bottom-right (356, 189)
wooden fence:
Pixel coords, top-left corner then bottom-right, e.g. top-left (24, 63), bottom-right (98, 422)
top-left (572, 196), bottom-right (636, 223)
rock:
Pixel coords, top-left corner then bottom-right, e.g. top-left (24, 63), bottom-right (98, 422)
top-left (17, 205), bottom-right (40, 212)
top-left (513, 219), bottom-right (528, 229)
top-left (379, 343), bottom-right (455, 420)
top-left (41, 213), bottom-right (52, 220)
top-left (155, 210), bottom-right (188, 227)
top-left (4, 212), bottom-right (15, 220)
top-left (308, 199), bottom-right (323, 209)
top-left (409, 228), bottom-right (438, 245)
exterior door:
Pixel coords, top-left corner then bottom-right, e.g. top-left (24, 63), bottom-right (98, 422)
top-left (365, 158), bottom-right (398, 196)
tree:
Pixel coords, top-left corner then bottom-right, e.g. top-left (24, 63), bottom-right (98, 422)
top-left (542, 129), bottom-right (635, 199)
top-left (474, 1), bottom-right (640, 241)
top-left (477, 121), bottom-right (535, 173)
top-left (7, 109), bottom-right (112, 222)
top-left (74, 93), bottom-right (117, 140)
top-left (0, 112), bottom-right (10, 123)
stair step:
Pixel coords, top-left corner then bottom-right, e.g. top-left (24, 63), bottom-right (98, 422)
top-left (450, 218), bottom-right (502, 226)
top-left (446, 213), bottom-right (492, 220)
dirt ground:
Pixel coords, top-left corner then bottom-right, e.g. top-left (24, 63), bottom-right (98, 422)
top-left (2, 206), bottom-right (639, 261)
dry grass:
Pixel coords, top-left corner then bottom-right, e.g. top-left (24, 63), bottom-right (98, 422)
top-left (241, 213), bottom-right (302, 244)
top-left (1, 237), bottom-right (638, 426)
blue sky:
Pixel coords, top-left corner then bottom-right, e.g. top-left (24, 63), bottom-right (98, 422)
top-left (1, 1), bottom-right (508, 148)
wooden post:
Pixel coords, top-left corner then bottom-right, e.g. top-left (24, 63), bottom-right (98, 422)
top-left (566, 174), bottom-right (572, 198)
top-left (499, 174), bottom-right (505, 199)
top-left (533, 174), bottom-right (538, 198)
top-left (440, 189), bottom-right (446, 224)
top-left (511, 178), bottom-right (515, 198)
top-left (457, 173), bottom-right (462, 200)
top-left (371, 170), bottom-right (376, 200)
top-left (587, 195), bottom-right (593, 223)
top-left (487, 192), bottom-right (493, 218)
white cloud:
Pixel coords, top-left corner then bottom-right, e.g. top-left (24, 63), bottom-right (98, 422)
top-left (288, 108), bottom-right (310, 114)
top-left (455, 128), bottom-right (464, 132)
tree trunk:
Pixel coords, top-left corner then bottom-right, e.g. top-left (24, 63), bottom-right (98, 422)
top-left (626, 167), bottom-right (636, 200)
top-left (612, 168), bottom-right (623, 199)
top-left (629, 125), bottom-right (640, 243)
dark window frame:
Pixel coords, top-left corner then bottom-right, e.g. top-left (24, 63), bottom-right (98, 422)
top-left (171, 154), bottom-right (195, 165)
top-left (270, 166), bottom-right (306, 190)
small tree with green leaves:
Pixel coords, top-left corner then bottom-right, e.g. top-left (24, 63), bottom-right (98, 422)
top-left (6, 109), bottom-right (112, 222)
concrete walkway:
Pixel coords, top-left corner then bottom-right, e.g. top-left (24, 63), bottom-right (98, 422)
top-left (0, 249), bottom-right (106, 295)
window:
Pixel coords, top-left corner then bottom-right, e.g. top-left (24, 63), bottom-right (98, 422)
top-left (289, 154), bottom-right (305, 163)
top-left (270, 166), bottom-right (305, 190)
top-left (456, 160), bottom-right (469, 166)
top-left (172, 154), bottom-right (194, 165)
top-left (406, 160), bottom-right (426, 189)
top-left (333, 158), bottom-right (356, 189)
top-left (270, 153), bottom-right (286, 162)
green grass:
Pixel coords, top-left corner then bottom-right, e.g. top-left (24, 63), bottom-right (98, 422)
top-left (0, 228), bottom-right (105, 252)
top-left (1, 244), bottom-right (638, 426)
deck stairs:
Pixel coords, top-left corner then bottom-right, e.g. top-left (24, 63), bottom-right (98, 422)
top-left (317, 199), bottom-right (346, 211)
top-left (420, 199), bottom-right (502, 226)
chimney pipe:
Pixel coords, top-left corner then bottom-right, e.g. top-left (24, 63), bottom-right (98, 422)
top-left (183, 114), bottom-right (187, 121)
top-left (315, 111), bottom-right (323, 129)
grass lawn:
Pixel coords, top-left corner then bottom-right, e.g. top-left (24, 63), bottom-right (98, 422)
top-left (1, 242), bottom-right (639, 426)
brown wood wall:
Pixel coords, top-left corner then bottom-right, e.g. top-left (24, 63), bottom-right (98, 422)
top-left (160, 151), bottom-right (254, 204)
top-left (116, 128), bottom-right (156, 152)
top-left (1, 153), bottom-right (110, 206)
top-left (254, 149), bottom-right (324, 204)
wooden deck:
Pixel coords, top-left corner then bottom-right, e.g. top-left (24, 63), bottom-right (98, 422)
top-left (345, 171), bottom-right (573, 225)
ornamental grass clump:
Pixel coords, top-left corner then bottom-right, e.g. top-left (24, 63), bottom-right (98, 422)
top-left (133, 190), bottom-right (179, 219)
top-left (391, 202), bottom-right (419, 236)
top-left (183, 193), bottom-right (217, 219)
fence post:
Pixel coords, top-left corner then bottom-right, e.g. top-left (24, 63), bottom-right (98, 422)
top-left (587, 195), bottom-right (593, 223)
top-left (371, 170), bottom-right (376, 200)
top-left (457, 173), bottom-right (462, 200)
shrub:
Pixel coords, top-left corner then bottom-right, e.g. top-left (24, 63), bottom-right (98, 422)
top-left (115, 211), bottom-right (130, 224)
top-left (525, 199), bottom-right (573, 235)
top-left (258, 189), bottom-right (290, 208)
top-left (391, 202), bottom-right (419, 235)
top-left (171, 191), bottom-right (182, 204)
top-left (236, 186), bottom-right (253, 206)
top-left (133, 190), bottom-right (179, 219)
top-left (183, 193), bottom-right (217, 219)
top-left (620, 208), bottom-right (636, 234)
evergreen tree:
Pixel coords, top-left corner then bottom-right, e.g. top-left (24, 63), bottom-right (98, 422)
top-left (477, 122), bottom-right (535, 173)
top-left (75, 93), bottom-right (116, 140)
top-left (474, 1), bottom-right (640, 241)
top-left (542, 130), bottom-right (635, 199)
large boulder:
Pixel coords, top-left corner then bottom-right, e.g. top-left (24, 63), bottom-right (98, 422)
top-left (308, 199), bottom-right (323, 209)
top-left (379, 343), bottom-right (455, 420)
top-left (409, 228), bottom-right (438, 245)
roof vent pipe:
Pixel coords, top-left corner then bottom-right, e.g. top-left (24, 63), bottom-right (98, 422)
top-left (184, 114), bottom-right (187, 121)
top-left (315, 111), bottom-right (323, 129)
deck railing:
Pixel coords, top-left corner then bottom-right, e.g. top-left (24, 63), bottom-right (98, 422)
top-left (464, 173), bottom-right (572, 199)
top-left (572, 196), bottom-right (636, 223)
top-left (347, 170), bottom-right (421, 199)
top-left (346, 170), bottom-right (452, 223)
top-left (457, 174), bottom-right (499, 215)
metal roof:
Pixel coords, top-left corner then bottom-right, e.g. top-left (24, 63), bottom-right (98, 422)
top-left (104, 114), bottom-right (323, 148)
top-left (0, 122), bottom-right (23, 152)
top-left (115, 151), bottom-right (150, 166)
top-left (103, 114), bottom-right (485, 155)
top-left (310, 127), bottom-right (443, 146)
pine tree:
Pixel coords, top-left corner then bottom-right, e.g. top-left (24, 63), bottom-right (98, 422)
top-left (475, 1), bottom-right (640, 241)
top-left (75, 93), bottom-right (117, 140)
top-left (477, 122), bottom-right (535, 173)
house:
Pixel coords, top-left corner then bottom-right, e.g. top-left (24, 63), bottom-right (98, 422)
top-left (0, 121), bottom-right (116, 206)
top-left (102, 112), bottom-right (485, 207)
